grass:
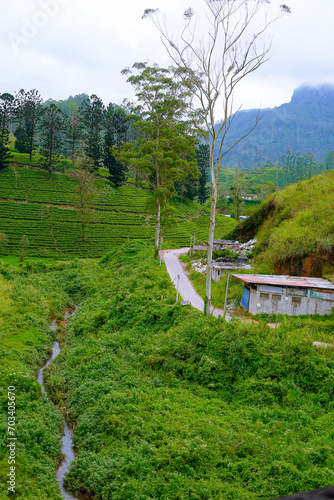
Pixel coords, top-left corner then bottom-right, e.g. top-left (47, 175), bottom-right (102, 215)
top-left (0, 255), bottom-right (61, 266)
top-left (0, 262), bottom-right (73, 499)
top-left (238, 171), bottom-right (334, 275)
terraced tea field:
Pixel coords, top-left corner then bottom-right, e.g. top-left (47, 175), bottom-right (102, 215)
top-left (0, 166), bottom-right (236, 258)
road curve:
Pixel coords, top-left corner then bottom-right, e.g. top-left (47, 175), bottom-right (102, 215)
top-left (162, 248), bottom-right (231, 320)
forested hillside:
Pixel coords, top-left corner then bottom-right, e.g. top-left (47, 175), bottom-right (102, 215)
top-left (216, 85), bottom-right (334, 169)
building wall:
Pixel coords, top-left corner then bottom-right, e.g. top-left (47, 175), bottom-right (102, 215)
top-left (247, 286), bottom-right (334, 316)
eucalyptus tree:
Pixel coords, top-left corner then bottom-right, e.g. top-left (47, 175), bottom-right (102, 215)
top-left (0, 93), bottom-right (14, 170)
top-left (121, 62), bottom-right (197, 257)
top-left (144, 1), bottom-right (290, 313)
top-left (38, 103), bottom-right (68, 179)
top-left (80, 94), bottom-right (105, 171)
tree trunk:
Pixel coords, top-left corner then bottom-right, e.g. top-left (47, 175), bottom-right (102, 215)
top-left (205, 160), bottom-right (217, 315)
top-left (154, 199), bottom-right (160, 259)
top-left (49, 128), bottom-right (53, 180)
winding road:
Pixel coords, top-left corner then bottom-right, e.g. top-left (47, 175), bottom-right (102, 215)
top-left (162, 248), bottom-right (231, 321)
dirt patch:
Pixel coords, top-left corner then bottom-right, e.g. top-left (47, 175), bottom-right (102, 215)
top-left (275, 252), bottom-right (334, 277)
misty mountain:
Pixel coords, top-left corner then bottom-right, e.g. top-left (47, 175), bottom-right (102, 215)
top-left (217, 85), bottom-right (334, 168)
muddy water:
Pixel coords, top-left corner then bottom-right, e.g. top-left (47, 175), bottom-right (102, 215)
top-left (37, 309), bottom-right (91, 500)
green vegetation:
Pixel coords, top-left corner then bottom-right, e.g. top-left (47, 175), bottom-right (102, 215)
top-left (1, 242), bottom-right (334, 499)
top-left (0, 166), bottom-right (236, 258)
top-left (186, 268), bottom-right (245, 310)
top-left (40, 242), bottom-right (334, 499)
top-left (0, 262), bottom-right (72, 499)
top-left (239, 170), bottom-right (334, 276)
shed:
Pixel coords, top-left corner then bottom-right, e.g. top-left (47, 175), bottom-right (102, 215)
top-left (213, 239), bottom-right (236, 250)
top-left (212, 262), bottom-right (244, 281)
top-left (232, 274), bottom-right (334, 316)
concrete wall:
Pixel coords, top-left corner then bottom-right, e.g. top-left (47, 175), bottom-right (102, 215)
top-left (247, 286), bottom-right (334, 316)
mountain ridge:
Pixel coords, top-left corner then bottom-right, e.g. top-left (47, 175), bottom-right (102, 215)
top-left (217, 84), bottom-right (334, 168)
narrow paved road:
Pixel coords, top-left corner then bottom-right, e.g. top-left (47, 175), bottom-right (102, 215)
top-left (162, 248), bottom-right (231, 320)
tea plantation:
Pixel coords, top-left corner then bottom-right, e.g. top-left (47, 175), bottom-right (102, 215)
top-left (0, 165), bottom-right (237, 259)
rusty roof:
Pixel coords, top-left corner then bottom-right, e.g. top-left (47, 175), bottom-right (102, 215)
top-left (232, 274), bottom-right (334, 290)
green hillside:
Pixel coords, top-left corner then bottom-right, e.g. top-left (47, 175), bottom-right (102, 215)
top-left (0, 165), bottom-right (236, 258)
top-left (238, 171), bottom-right (334, 277)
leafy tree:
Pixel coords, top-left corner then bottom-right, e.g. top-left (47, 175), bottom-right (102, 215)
top-left (38, 103), bottom-right (68, 178)
top-left (196, 144), bottom-right (210, 205)
top-left (0, 232), bottom-right (9, 254)
top-left (19, 235), bottom-right (29, 262)
top-left (323, 151), bottom-right (334, 171)
top-left (121, 62), bottom-right (197, 257)
top-left (24, 89), bottom-right (43, 160)
top-left (229, 169), bottom-right (248, 222)
top-left (70, 159), bottom-right (96, 242)
top-left (0, 93), bottom-right (14, 170)
top-left (144, 1), bottom-right (290, 312)
top-left (80, 94), bottom-right (105, 171)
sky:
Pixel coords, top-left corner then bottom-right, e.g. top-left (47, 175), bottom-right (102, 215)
top-left (1, 0), bottom-right (334, 116)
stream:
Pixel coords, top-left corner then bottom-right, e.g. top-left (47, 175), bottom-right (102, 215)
top-left (37, 308), bottom-right (90, 500)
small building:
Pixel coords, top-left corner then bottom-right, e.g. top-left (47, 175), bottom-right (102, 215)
top-left (213, 239), bottom-right (236, 250)
top-left (212, 261), bottom-right (250, 281)
top-left (232, 274), bottom-right (334, 316)
top-left (241, 193), bottom-right (258, 200)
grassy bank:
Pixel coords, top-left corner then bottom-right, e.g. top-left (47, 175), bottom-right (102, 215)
top-left (239, 170), bottom-right (334, 275)
top-left (0, 262), bottom-right (74, 499)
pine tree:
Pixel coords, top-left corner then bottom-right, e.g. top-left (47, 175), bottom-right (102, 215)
top-left (13, 89), bottom-right (29, 153)
top-left (80, 94), bottom-right (105, 171)
top-left (24, 89), bottom-right (43, 160)
top-left (0, 93), bottom-right (14, 170)
top-left (38, 103), bottom-right (68, 178)
top-left (104, 104), bottom-right (128, 187)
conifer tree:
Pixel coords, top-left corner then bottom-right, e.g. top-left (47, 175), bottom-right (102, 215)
top-left (0, 93), bottom-right (14, 170)
top-left (80, 94), bottom-right (105, 171)
top-left (104, 104), bottom-right (128, 187)
top-left (39, 103), bottom-right (68, 178)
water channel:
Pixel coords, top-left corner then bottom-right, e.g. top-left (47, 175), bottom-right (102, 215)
top-left (37, 308), bottom-right (90, 500)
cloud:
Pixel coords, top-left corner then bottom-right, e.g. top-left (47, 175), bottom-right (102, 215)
top-left (2, 0), bottom-right (334, 111)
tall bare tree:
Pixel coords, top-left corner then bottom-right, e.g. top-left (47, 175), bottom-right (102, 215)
top-left (144, 0), bottom-right (290, 313)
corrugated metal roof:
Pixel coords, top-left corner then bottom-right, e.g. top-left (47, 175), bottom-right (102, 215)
top-left (213, 239), bottom-right (234, 244)
top-left (232, 274), bottom-right (334, 290)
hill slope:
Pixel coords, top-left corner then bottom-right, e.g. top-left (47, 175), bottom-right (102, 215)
top-left (0, 165), bottom-right (236, 258)
top-left (217, 85), bottom-right (334, 168)
top-left (239, 171), bottom-right (334, 277)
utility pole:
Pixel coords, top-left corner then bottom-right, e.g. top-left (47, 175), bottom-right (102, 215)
top-left (176, 274), bottom-right (180, 303)
top-left (159, 234), bottom-right (162, 266)
top-left (223, 273), bottom-right (230, 320)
